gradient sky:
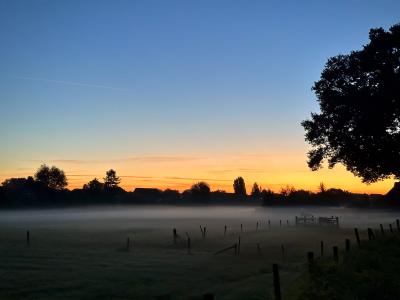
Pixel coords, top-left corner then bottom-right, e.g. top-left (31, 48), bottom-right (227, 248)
top-left (1, 0), bottom-right (399, 193)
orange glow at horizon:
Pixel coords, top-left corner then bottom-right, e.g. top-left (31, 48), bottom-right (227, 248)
top-left (0, 150), bottom-right (395, 195)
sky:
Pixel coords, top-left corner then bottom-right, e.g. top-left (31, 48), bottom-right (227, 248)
top-left (0, 0), bottom-right (399, 194)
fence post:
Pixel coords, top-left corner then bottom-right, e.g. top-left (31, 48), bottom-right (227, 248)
top-left (241, 224), bottom-right (243, 232)
top-left (333, 246), bottom-right (338, 262)
top-left (203, 227), bottom-right (207, 239)
top-left (224, 225), bottom-right (227, 236)
top-left (367, 228), bottom-right (375, 240)
top-left (272, 264), bottom-right (281, 300)
top-left (295, 216), bottom-right (298, 226)
top-left (307, 251), bottom-right (314, 273)
top-left (354, 228), bottom-right (361, 247)
top-left (286, 220), bottom-right (289, 226)
top-left (320, 241), bottom-right (324, 257)
top-left (26, 230), bottom-right (30, 246)
top-left (268, 220), bottom-right (271, 229)
top-left (203, 293), bottom-right (214, 300)
top-left (380, 224), bottom-right (385, 236)
top-left (345, 239), bottom-right (350, 252)
top-left (185, 237), bottom-right (190, 255)
top-left (238, 236), bottom-right (241, 255)
top-left (281, 244), bottom-right (285, 257)
top-left (336, 216), bottom-right (340, 227)
top-left (280, 220), bottom-right (282, 227)
top-left (256, 221), bottom-right (259, 231)
top-left (173, 228), bottom-right (177, 244)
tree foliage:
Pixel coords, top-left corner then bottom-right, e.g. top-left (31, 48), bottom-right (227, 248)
top-left (83, 178), bottom-right (104, 192)
top-left (189, 181), bottom-right (211, 200)
top-left (302, 24), bottom-right (400, 183)
top-left (104, 169), bottom-right (120, 189)
top-left (251, 182), bottom-right (261, 198)
top-left (34, 164), bottom-right (67, 189)
top-left (233, 177), bottom-right (247, 197)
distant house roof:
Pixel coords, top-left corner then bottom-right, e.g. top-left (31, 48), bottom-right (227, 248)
top-left (133, 188), bottom-right (161, 194)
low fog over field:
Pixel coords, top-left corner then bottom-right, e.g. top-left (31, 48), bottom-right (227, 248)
top-left (0, 206), bottom-right (399, 299)
top-left (0, 205), bottom-right (398, 230)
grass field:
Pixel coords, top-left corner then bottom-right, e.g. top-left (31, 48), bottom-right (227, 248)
top-left (286, 235), bottom-right (400, 300)
top-left (0, 206), bottom-right (399, 300)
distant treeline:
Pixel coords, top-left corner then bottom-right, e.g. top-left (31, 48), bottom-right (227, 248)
top-left (0, 164), bottom-right (398, 208)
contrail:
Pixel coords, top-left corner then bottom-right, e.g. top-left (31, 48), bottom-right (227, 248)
top-left (14, 76), bottom-right (130, 92)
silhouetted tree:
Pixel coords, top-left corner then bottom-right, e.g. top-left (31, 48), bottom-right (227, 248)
top-left (302, 24), bottom-right (400, 183)
top-left (386, 182), bottom-right (400, 205)
top-left (288, 189), bottom-right (313, 204)
top-left (189, 182), bottom-right (210, 200)
top-left (251, 182), bottom-right (261, 199)
top-left (83, 178), bottom-right (104, 192)
top-left (319, 182), bottom-right (326, 193)
top-left (233, 177), bottom-right (246, 198)
top-left (261, 188), bottom-right (276, 205)
top-left (34, 164), bottom-right (67, 189)
top-left (104, 169), bottom-right (120, 189)
top-left (280, 185), bottom-right (295, 197)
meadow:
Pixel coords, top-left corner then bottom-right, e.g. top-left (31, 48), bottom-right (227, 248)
top-left (0, 206), bottom-right (399, 300)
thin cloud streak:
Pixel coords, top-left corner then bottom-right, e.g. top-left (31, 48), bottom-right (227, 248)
top-left (14, 76), bottom-right (130, 92)
top-left (68, 174), bottom-right (231, 182)
top-left (207, 168), bottom-right (266, 174)
top-left (23, 155), bottom-right (206, 165)
top-left (164, 176), bottom-right (231, 182)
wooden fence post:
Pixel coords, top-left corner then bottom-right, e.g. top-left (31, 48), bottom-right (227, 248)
top-left (256, 221), bottom-right (259, 231)
top-left (295, 216), bottom-right (298, 226)
top-left (333, 246), bottom-right (338, 262)
top-left (215, 244), bottom-right (237, 255)
top-left (224, 225), bottom-right (227, 236)
top-left (241, 224), bottom-right (243, 232)
top-left (203, 227), bottom-right (207, 239)
top-left (307, 251), bottom-right (314, 273)
top-left (279, 220), bottom-right (282, 227)
top-left (336, 216), bottom-right (340, 227)
top-left (272, 264), bottom-right (282, 300)
top-left (238, 236), bottom-right (241, 255)
top-left (26, 230), bottom-right (30, 246)
top-left (203, 293), bottom-right (214, 300)
top-left (380, 224), bottom-right (385, 236)
top-left (367, 228), bottom-right (375, 240)
top-left (268, 220), bottom-right (271, 230)
top-left (345, 239), bottom-right (350, 252)
top-left (320, 241), bottom-right (324, 257)
top-left (354, 228), bottom-right (361, 247)
top-left (173, 228), bottom-right (177, 244)
top-left (187, 237), bottom-right (191, 254)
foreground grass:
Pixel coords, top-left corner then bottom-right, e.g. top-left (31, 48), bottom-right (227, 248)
top-left (0, 223), bottom-right (352, 299)
top-left (0, 206), bottom-right (398, 300)
top-left (287, 235), bottom-right (400, 300)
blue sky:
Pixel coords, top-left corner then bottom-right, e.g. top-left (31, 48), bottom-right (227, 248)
top-left (0, 0), bottom-right (399, 192)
